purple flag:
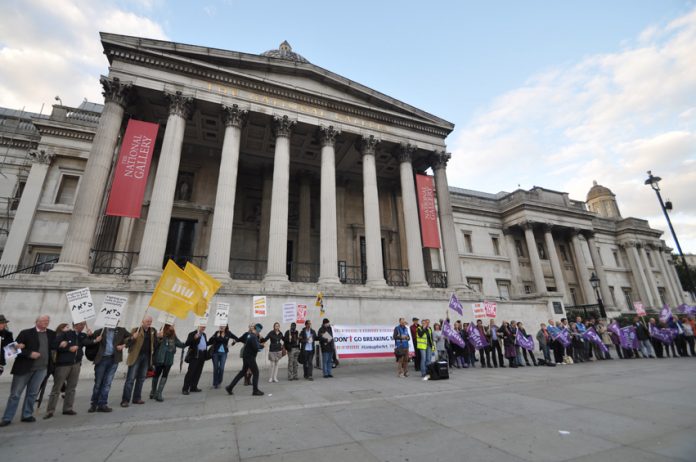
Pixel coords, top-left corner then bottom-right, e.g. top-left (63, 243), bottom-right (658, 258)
top-left (582, 327), bottom-right (609, 354)
top-left (552, 328), bottom-right (571, 347)
top-left (442, 321), bottom-right (466, 349)
top-left (608, 321), bottom-right (621, 337)
top-left (677, 304), bottom-right (696, 316)
top-left (659, 305), bottom-right (673, 323)
top-left (448, 292), bottom-right (463, 315)
top-left (515, 331), bottom-right (535, 351)
top-left (649, 323), bottom-right (675, 344)
top-left (466, 322), bottom-right (489, 349)
top-left (619, 326), bottom-right (639, 350)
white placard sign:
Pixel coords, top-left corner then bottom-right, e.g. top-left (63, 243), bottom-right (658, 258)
top-left (157, 310), bottom-right (177, 326)
top-left (194, 304), bottom-right (210, 327)
top-left (282, 302), bottom-right (297, 323)
top-left (94, 294), bottom-right (128, 328)
top-left (66, 288), bottom-right (96, 323)
top-left (214, 302), bottom-right (230, 327)
top-left (253, 296), bottom-right (267, 318)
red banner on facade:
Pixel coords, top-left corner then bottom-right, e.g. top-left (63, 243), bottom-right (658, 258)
top-left (416, 174), bottom-right (441, 248)
top-left (106, 119), bottom-right (159, 218)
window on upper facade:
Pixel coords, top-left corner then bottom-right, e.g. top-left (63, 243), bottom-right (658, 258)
top-left (537, 242), bottom-right (547, 260)
top-left (463, 232), bottom-right (473, 253)
top-left (646, 251), bottom-right (654, 268)
top-left (32, 252), bottom-right (59, 273)
top-left (523, 283), bottom-right (533, 294)
top-left (559, 244), bottom-right (569, 262)
top-left (497, 280), bottom-right (511, 299)
top-left (55, 174), bottom-right (80, 206)
top-left (569, 287), bottom-right (578, 306)
top-left (491, 236), bottom-right (500, 256)
top-left (622, 287), bottom-right (633, 310)
top-left (10, 179), bottom-right (26, 211)
top-left (609, 286), bottom-right (617, 306)
top-left (175, 171), bottom-right (194, 201)
top-left (467, 277), bottom-right (482, 293)
top-left (658, 287), bottom-right (666, 306)
top-left (613, 251), bottom-right (621, 267)
top-left (515, 239), bottom-right (525, 258)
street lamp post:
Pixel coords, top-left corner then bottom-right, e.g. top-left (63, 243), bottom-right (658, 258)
top-left (589, 272), bottom-right (607, 319)
top-left (644, 171), bottom-right (695, 300)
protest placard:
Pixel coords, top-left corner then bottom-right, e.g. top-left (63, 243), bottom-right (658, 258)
top-left (471, 302), bottom-right (486, 319)
top-left (215, 302), bottom-right (230, 327)
top-left (253, 296), bottom-right (267, 318)
top-left (3, 342), bottom-right (20, 360)
top-left (297, 304), bottom-right (307, 324)
top-left (194, 304), bottom-right (210, 327)
top-left (157, 310), bottom-right (177, 325)
top-left (66, 288), bottom-right (96, 324)
top-left (282, 302), bottom-right (297, 323)
top-left (94, 294), bottom-right (127, 328)
top-left (484, 301), bottom-right (497, 318)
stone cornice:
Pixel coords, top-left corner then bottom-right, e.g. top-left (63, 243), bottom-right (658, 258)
top-left (0, 136), bottom-right (38, 150)
top-left (31, 125), bottom-right (96, 142)
top-left (105, 48), bottom-right (452, 138)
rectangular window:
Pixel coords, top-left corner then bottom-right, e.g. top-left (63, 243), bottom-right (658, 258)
top-left (523, 284), bottom-right (533, 295)
top-left (559, 244), bottom-right (569, 262)
top-left (537, 242), bottom-right (547, 260)
top-left (175, 171), bottom-right (194, 201)
top-left (10, 179), bottom-right (26, 211)
top-left (646, 251), bottom-right (654, 268)
top-left (55, 175), bottom-right (80, 205)
top-left (622, 287), bottom-right (633, 310)
top-left (596, 247), bottom-right (604, 265)
top-left (613, 251), bottom-right (620, 267)
top-left (491, 236), bottom-right (500, 256)
top-left (515, 239), bottom-right (525, 258)
top-left (32, 252), bottom-right (59, 274)
top-left (658, 287), bottom-right (666, 306)
top-left (497, 280), bottom-right (511, 299)
top-left (467, 277), bottom-right (482, 293)
top-left (609, 286), bottom-right (617, 306)
top-left (569, 287), bottom-right (578, 306)
top-left (463, 232), bottom-right (473, 253)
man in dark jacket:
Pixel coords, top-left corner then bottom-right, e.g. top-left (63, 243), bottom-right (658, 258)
top-left (121, 315), bottom-right (157, 407)
top-left (225, 324), bottom-right (264, 396)
top-left (1, 315), bottom-right (56, 426)
top-left (410, 318), bottom-right (420, 372)
top-left (182, 325), bottom-right (207, 395)
top-left (317, 318), bottom-right (335, 378)
top-left (44, 321), bottom-right (95, 419)
top-left (89, 324), bottom-right (130, 413)
top-left (634, 316), bottom-right (655, 358)
top-left (299, 320), bottom-right (318, 380)
top-left (0, 314), bottom-right (13, 376)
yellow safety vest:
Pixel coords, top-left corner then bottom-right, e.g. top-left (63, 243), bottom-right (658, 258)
top-left (416, 328), bottom-right (428, 350)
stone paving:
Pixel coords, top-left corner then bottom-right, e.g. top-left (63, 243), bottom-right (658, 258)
top-left (0, 357), bottom-right (694, 461)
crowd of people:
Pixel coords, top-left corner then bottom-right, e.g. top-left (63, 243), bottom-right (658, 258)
top-left (0, 310), bottom-right (693, 427)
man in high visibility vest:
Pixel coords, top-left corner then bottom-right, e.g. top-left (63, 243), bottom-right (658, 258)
top-left (416, 319), bottom-right (434, 377)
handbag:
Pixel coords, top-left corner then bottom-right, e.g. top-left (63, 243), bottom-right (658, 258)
top-left (205, 345), bottom-right (214, 361)
top-left (298, 349), bottom-right (306, 364)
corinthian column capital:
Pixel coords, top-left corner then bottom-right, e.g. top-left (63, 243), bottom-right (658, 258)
top-left (358, 135), bottom-right (380, 156)
top-left (273, 115), bottom-right (296, 139)
top-left (318, 125), bottom-right (340, 147)
top-left (222, 104), bottom-right (248, 128)
top-left (395, 142), bottom-right (417, 163)
top-left (100, 76), bottom-right (132, 108)
top-left (29, 148), bottom-right (55, 165)
top-left (165, 91), bottom-right (194, 119)
top-left (429, 150), bottom-right (451, 171)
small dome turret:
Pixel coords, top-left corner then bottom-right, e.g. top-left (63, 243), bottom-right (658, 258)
top-left (586, 180), bottom-right (622, 219)
top-left (260, 41), bottom-right (309, 63)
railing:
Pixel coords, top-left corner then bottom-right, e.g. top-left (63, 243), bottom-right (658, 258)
top-left (0, 258), bottom-right (58, 278)
top-left (289, 261), bottom-right (319, 283)
top-left (426, 270), bottom-right (448, 288)
top-left (90, 250), bottom-right (138, 276)
top-left (384, 268), bottom-right (409, 287)
top-left (564, 304), bottom-right (601, 320)
top-left (229, 258), bottom-right (266, 281)
top-left (163, 254), bottom-right (207, 269)
top-left (338, 261), bottom-right (365, 285)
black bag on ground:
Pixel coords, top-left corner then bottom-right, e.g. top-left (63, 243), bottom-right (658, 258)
top-left (427, 360), bottom-right (449, 380)
top-left (546, 361), bottom-right (557, 367)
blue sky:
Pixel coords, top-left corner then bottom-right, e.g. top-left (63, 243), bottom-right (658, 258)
top-left (1, 0), bottom-right (695, 252)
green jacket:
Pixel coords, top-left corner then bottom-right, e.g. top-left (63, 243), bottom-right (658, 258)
top-left (154, 336), bottom-right (185, 367)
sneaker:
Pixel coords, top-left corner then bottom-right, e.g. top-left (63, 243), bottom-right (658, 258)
top-left (62, 410), bottom-right (77, 416)
top-left (422, 376), bottom-right (429, 381)
top-left (398, 373), bottom-right (404, 378)
top-left (21, 416), bottom-right (36, 423)
top-left (97, 406), bottom-right (113, 413)
top-left (120, 401), bottom-right (129, 408)
top-left (306, 377), bottom-right (313, 381)
top-left (88, 405), bottom-right (97, 413)
top-left (269, 378), bottom-right (274, 383)
top-left (252, 390), bottom-right (264, 396)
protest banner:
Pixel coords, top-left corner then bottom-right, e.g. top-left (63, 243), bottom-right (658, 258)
top-left (442, 321), bottom-right (466, 348)
top-left (649, 323), bottom-right (675, 344)
top-left (619, 326), bottom-right (639, 350)
top-left (484, 301), bottom-right (497, 318)
top-left (66, 288), bottom-right (96, 324)
top-left (282, 302), bottom-right (297, 323)
top-left (516, 330), bottom-right (534, 351)
top-left (466, 322), bottom-right (489, 349)
top-left (214, 302), bottom-right (230, 327)
top-left (659, 305), bottom-right (673, 323)
top-left (449, 292), bottom-right (463, 315)
top-left (333, 325), bottom-right (414, 359)
top-left (194, 305), bottom-right (210, 327)
top-left (471, 302), bottom-right (486, 319)
top-left (633, 301), bottom-right (646, 317)
top-left (253, 296), bottom-right (267, 318)
top-left (552, 329), bottom-right (571, 348)
top-left (677, 304), bottom-right (696, 316)
top-left (296, 304), bottom-right (307, 324)
top-left (94, 294), bottom-right (127, 328)
top-left (582, 327), bottom-right (609, 353)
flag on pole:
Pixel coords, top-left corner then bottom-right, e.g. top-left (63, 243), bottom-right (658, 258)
top-left (442, 321), bottom-right (466, 348)
top-left (148, 260), bottom-right (205, 319)
top-left (183, 262), bottom-right (222, 316)
top-left (448, 292), bottom-right (463, 315)
top-left (515, 330), bottom-right (535, 351)
top-left (659, 305), bottom-right (673, 323)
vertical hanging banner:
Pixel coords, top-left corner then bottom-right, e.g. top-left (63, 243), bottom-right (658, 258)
top-left (106, 119), bottom-right (159, 218)
top-left (415, 174), bottom-right (441, 248)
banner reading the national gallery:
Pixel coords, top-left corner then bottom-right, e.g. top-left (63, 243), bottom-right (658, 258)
top-left (106, 119), bottom-right (159, 218)
top-left (333, 325), bottom-right (414, 359)
top-left (415, 174), bottom-right (441, 248)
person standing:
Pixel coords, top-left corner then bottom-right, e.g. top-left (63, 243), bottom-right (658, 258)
top-left (536, 323), bottom-right (551, 363)
top-left (393, 318), bottom-right (410, 377)
top-left (284, 323), bottom-right (300, 380)
top-left (1, 315), bottom-right (56, 426)
top-left (634, 316), bottom-right (655, 358)
top-left (182, 325), bottom-right (208, 395)
top-left (410, 318), bottom-right (420, 372)
top-left (517, 322), bottom-right (538, 366)
top-left (500, 321), bottom-right (517, 368)
top-left (209, 325), bottom-right (238, 389)
top-left (486, 319), bottom-right (504, 368)
top-left (682, 316), bottom-right (695, 356)
top-left (121, 315), bottom-right (156, 407)
top-left (151, 324), bottom-right (185, 401)
top-left (299, 320), bottom-right (317, 381)
top-left (88, 324), bottom-right (129, 413)
top-left (0, 314), bottom-right (14, 377)
top-left (264, 322), bottom-right (285, 383)
top-left (475, 319), bottom-right (489, 368)
top-left (417, 319), bottom-right (433, 377)
top-left (44, 321), bottom-right (94, 419)
top-left (432, 323), bottom-right (447, 362)
top-left (317, 319), bottom-right (335, 378)
top-left (226, 324), bottom-right (264, 396)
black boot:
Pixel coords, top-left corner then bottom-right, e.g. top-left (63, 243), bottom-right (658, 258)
top-left (155, 377), bottom-right (167, 402)
top-left (150, 377), bottom-right (159, 399)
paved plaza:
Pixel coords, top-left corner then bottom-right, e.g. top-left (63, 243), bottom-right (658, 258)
top-left (0, 358), bottom-right (694, 461)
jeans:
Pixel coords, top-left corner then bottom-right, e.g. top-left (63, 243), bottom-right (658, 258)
top-left (540, 344), bottom-right (551, 362)
top-left (639, 339), bottom-right (655, 358)
top-left (2, 368), bottom-right (47, 422)
top-left (322, 351), bottom-right (333, 377)
top-left (212, 351), bottom-right (228, 387)
top-left (515, 347), bottom-right (524, 366)
top-left (122, 353), bottom-right (149, 403)
top-left (419, 348), bottom-right (432, 376)
top-left (92, 356), bottom-right (118, 407)
top-left (302, 349), bottom-right (314, 378)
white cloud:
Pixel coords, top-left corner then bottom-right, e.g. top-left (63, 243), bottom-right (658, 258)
top-left (449, 7), bottom-right (696, 252)
top-left (0, 0), bottom-right (167, 113)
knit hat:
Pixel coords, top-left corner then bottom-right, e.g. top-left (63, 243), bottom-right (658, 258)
top-left (254, 323), bottom-right (263, 332)
top-left (322, 318), bottom-right (330, 325)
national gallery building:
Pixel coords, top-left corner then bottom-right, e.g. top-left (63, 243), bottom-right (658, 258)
top-left (0, 34), bottom-right (689, 331)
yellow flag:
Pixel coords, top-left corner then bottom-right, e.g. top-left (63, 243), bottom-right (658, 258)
top-left (184, 262), bottom-right (222, 316)
top-left (148, 260), bottom-right (204, 319)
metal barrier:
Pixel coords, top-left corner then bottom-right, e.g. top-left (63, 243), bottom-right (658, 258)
top-left (229, 258), bottom-right (266, 281)
top-left (426, 270), bottom-right (448, 288)
top-left (384, 268), bottom-right (409, 287)
top-left (338, 261), bottom-right (365, 285)
top-left (90, 250), bottom-right (138, 276)
top-left (0, 258), bottom-right (58, 278)
top-left (289, 262), bottom-right (319, 283)
top-left (163, 254), bottom-right (207, 269)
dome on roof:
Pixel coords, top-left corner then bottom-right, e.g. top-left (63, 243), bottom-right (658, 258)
top-left (586, 180), bottom-right (615, 201)
top-left (260, 41), bottom-right (309, 63)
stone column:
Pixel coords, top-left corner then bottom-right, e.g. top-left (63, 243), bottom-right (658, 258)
top-left (396, 143), bottom-right (428, 289)
top-left (359, 135), bottom-right (386, 287)
top-left (543, 225), bottom-right (567, 298)
top-left (317, 125), bottom-right (341, 285)
top-left (430, 151), bottom-right (464, 288)
top-left (206, 104), bottom-right (247, 281)
top-left (623, 241), bottom-right (654, 307)
top-left (570, 230), bottom-right (595, 304)
top-left (522, 222), bottom-right (546, 295)
top-left (256, 168), bottom-right (273, 262)
top-left (295, 173), bottom-right (311, 282)
top-left (585, 233), bottom-right (614, 308)
top-left (263, 115), bottom-right (295, 283)
top-left (655, 246), bottom-right (678, 307)
top-left (664, 253), bottom-right (685, 302)
top-left (0, 149), bottom-right (54, 268)
top-left (131, 91), bottom-right (193, 280)
top-left (639, 244), bottom-right (662, 306)
top-left (503, 229), bottom-right (523, 296)
top-left (51, 77), bottom-right (131, 275)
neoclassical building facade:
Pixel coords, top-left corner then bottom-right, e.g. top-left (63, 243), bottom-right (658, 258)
top-left (0, 34), bottom-right (689, 332)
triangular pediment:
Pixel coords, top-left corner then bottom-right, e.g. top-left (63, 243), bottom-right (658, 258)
top-left (100, 33), bottom-right (454, 136)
